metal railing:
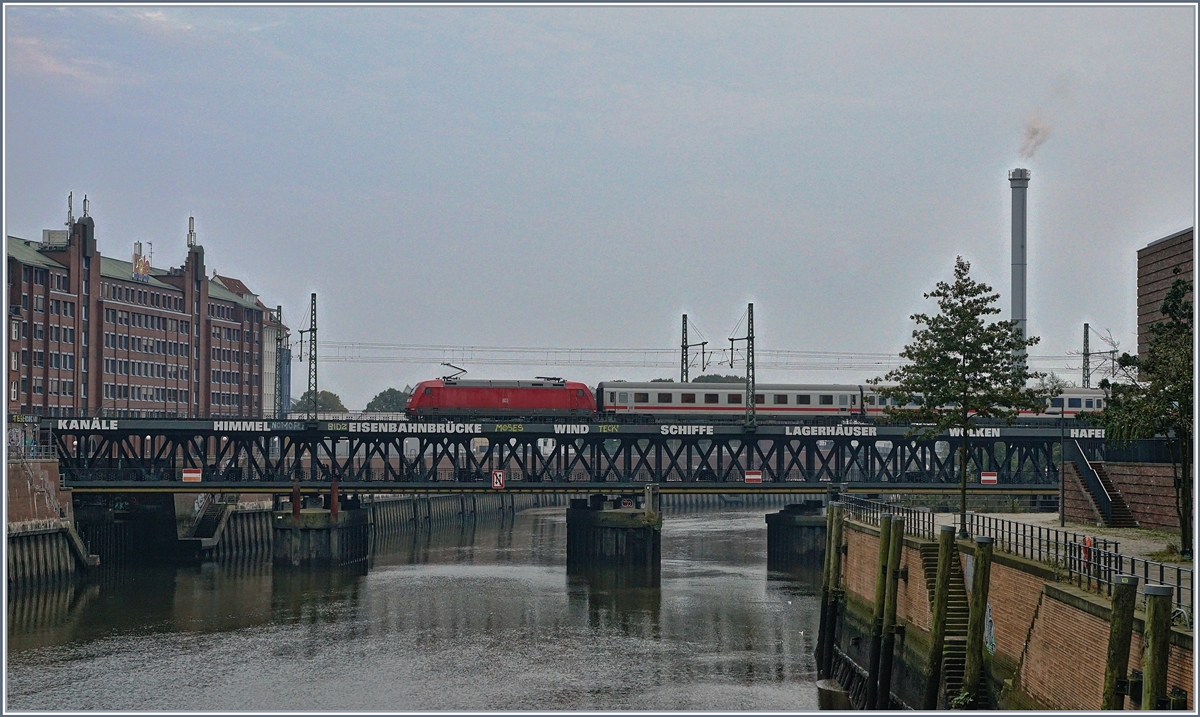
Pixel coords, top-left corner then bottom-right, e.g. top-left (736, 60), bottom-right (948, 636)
top-left (1103, 438), bottom-right (1179, 464)
top-left (840, 495), bottom-right (937, 541)
top-left (1065, 439), bottom-right (1113, 525)
top-left (961, 512), bottom-right (1191, 612)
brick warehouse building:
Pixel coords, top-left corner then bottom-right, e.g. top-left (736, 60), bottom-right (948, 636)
top-left (7, 204), bottom-right (287, 419)
top-left (1136, 227), bottom-right (1192, 360)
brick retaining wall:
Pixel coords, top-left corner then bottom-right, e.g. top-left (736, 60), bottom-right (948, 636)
top-left (7, 460), bottom-right (71, 524)
top-left (1105, 463), bottom-right (1181, 531)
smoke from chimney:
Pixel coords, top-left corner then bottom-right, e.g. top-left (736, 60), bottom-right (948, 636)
top-left (1018, 115), bottom-right (1052, 159)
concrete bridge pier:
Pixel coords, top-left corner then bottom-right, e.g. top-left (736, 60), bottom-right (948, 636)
top-left (566, 485), bottom-right (662, 569)
top-left (765, 501), bottom-right (829, 572)
top-left (272, 506), bottom-right (370, 567)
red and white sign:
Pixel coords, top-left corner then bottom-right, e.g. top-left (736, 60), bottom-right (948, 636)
top-left (745, 470), bottom-right (762, 484)
top-left (182, 468), bottom-right (202, 483)
top-left (621, 498), bottom-right (634, 508)
top-left (980, 471), bottom-right (998, 485)
top-left (491, 470), bottom-right (505, 489)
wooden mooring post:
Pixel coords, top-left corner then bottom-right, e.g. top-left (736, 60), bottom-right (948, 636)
top-left (1141, 584), bottom-right (1173, 710)
top-left (962, 535), bottom-right (993, 708)
top-left (865, 513), bottom-right (893, 709)
top-left (820, 502), bottom-right (844, 678)
top-left (816, 501), bottom-right (836, 679)
top-left (875, 516), bottom-right (905, 710)
top-left (1101, 574), bottom-right (1139, 711)
top-left (923, 524), bottom-right (956, 710)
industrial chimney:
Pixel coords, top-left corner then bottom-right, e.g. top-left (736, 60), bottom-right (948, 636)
top-left (1009, 168), bottom-right (1030, 342)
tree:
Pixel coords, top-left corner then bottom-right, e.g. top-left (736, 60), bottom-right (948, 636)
top-left (870, 257), bottom-right (1053, 540)
top-left (291, 389), bottom-right (347, 413)
top-left (692, 374), bottom-right (745, 383)
top-left (365, 387), bottom-right (410, 412)
top-left (1099, 276), bottom-right (1193, 557)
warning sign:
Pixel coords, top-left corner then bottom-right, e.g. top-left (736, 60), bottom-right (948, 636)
top-left (745, 470), bottom-right (762, 483)
top-left (980, 471), bottom-right (998, 485)
top-left (491, 470), bottom-right (505, 489)
top-left (182, 468), bottom-right (202, 483)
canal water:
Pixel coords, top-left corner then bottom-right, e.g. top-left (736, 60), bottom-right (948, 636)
top-left (7, 507), bottom-right (820, 711)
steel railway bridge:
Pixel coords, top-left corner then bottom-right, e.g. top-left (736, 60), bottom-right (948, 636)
top-left (39, 416), bottom-right (1101, 496)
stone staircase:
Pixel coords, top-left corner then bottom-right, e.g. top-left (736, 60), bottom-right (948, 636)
top-left (919, 542), bottom-right (972, 708)
top-left (1089, 462), bottom-right (1139, 528)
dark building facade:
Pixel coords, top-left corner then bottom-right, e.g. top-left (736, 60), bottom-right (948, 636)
top-left (7, 207), bottom-right (278, 419)
top-left (1136, 227), bottom-right (1193, 360)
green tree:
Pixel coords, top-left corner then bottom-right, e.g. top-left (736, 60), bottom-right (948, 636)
top-left (1099, 276), bottom-right (1193, 557)
top-left (291, 389), bottom-right (347, 414)
top-left (870, 257), bottom-right (1053, 541)
top-left (692, 374), bottom-right (745, 383)
top-left (365, 387), bottom-right (410, 412)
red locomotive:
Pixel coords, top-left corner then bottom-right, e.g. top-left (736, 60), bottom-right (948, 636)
top-left (405, 378), bottom-right (596, 418)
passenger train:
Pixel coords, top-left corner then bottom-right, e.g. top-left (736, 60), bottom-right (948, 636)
top-left (405, 378), bottom-right (1106, 422)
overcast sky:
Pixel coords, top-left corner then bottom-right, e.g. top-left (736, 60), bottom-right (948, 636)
top-left (5, 5), bottom-right (1195, 409)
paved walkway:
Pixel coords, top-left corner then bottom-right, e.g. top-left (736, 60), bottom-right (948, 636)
top-left (930, 511), bottom-right (1192, 567)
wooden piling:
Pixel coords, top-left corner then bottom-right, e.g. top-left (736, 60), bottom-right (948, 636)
top-left (876, 516), bottom-right (905, 710)
top-left (820, 503), bottom-right (844, 678)
top-left (1141, 584), bottom-right (1173, 710)
top-left (963, 536), bottom-right (994, 709)
top-left (924, 524), bottom-right (957, 710)
top-left (865, 513), bottom-right (893, 709)
top-left (816, 501), bottom-right (836, 679)
top-left (1102, 575), bottom-right (1139, 710)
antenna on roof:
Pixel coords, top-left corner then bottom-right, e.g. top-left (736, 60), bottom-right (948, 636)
top-left (82, 195), bottom-right (89, 217)
top-left (440, 363), bottom-right (467, 381)
top-left (66, 192), bottom-right (74, 228)
top-left (187, 216), bottom-right (196, 247)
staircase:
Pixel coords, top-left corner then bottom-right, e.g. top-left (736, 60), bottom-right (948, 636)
top-left (1089, 462), bottom-right (1139, 528)
top-left (919, 542), bottom-right (972, 707)
top-left (191, 502), bottom-right (225, 539)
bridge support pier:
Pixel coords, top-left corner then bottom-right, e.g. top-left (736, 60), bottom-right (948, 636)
top-left (566, 486), bottom-right (662, 570)
top-left (272, 508), bottom-right (369, 567)
top-left (765, 501), bottom-right (827, 572)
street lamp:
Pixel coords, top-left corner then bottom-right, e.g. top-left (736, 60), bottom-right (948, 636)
top-left (1048, 398), bottom-right (1066, 527)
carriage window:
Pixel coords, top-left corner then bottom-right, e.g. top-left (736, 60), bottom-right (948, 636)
top-left (608, 392), bottom-right (615, 402)
top-left (657, 393), bottom-right (673, 403)
top-left (819, 395), bottom-right (833, 405)
top-left (773, 394), bottom-right (787, 405)
top-left (755, 394), bottom-right (765, 404)
top-left (704, 393), bottom-right (719, 404)
top-left (1050, 397), bottom-right (1063, 408)
top-left (424, 388), bottom-right (433, 395)
top-left (867, 396), bottom-right (876, 405)
top-left (577, 389), bottom-right (585, 397)
top-left (618, 392), bottom-right (629, 403)
top-left (1085, 399), bottom-right (1093, 408)
top-left (728, 393), bottom-right (742, 404)
top-left (681, 393), bottom-right (696, 404)
top-left (796, 394), bottom-right (811, 405)
top-left (1068, 398), bottom-right (1082, 408)
top-left (851, 395), bottom-right (857, 406)
top-left (634, 393), bottom-right (649, 403)
top-left (839, 395), bottom-right (849, 406)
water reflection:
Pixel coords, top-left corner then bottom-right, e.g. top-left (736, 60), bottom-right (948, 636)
top-left (567, 562), bottom-right (662, 636)
top-left (8, 507), bottom-right (819, 711)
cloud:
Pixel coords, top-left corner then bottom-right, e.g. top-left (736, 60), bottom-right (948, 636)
top-left (5, 36), bottom-right (136, 92)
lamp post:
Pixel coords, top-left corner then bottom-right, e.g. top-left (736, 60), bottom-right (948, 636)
top-left (1049, 400), bottom-right (1066, 527)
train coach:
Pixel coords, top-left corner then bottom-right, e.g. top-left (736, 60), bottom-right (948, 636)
top-left (407, 377), bottom-right (1106, 422)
